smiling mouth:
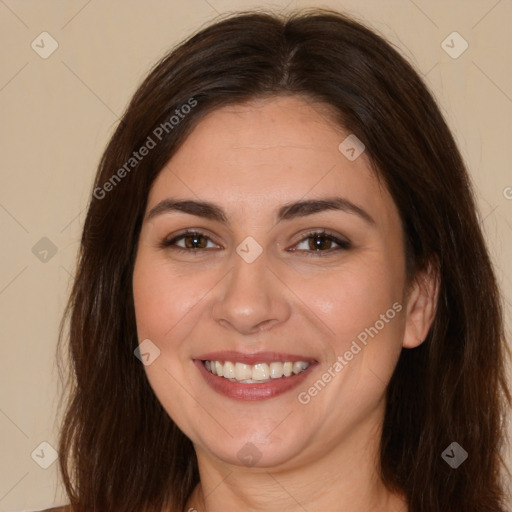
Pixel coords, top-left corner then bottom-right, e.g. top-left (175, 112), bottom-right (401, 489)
top-left (203, 360), bottom-right (311, 383)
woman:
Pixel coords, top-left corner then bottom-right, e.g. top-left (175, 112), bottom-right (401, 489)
top-left (49, 7), bottom-right (510, 512)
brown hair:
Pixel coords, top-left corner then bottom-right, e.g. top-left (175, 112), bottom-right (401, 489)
top-left (56, 8), bottom-right (511, 512)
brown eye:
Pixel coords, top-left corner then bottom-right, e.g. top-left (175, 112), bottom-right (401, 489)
top-left (181, 233), bottom-right (208, 249)
top-left (307, 234), bottom-right (334, 251)
top-left (160, 230), bottom-right (220, 252)
top-left (292, 230), bottom-right (351, 256)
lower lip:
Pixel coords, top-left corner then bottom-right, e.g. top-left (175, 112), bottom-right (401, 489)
top-left (194, 359), bottom-right (317, 401)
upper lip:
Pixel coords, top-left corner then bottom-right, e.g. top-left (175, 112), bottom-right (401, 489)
top-left (195, 351), bottom-right (317, 365)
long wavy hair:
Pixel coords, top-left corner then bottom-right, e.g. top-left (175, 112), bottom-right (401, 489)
top-left (56, 8), bottom-right (511, 512)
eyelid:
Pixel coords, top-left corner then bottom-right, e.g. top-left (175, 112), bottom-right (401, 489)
top-left (160, 228), bottom-right (221, 250)
top-left (159, 228), bottom-right (351, 255)
top-left (289, 229), bottom-right (351, 255)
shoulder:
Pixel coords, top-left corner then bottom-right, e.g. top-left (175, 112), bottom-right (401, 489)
top-left (37, 506), bottom-right (73, 512)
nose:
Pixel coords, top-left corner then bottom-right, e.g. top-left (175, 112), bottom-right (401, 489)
top-left (211, 246), bottom-right (291, 335)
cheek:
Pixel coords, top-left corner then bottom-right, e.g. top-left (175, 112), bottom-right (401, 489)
top-left (307, 266), bottom-right (405, 401)
top-left (132, 253), bottom-right (200, 342)
top-left (314, 262), bottom-right (403, 344)
top-left (132, 253), bottom-right (204, 429)
top-left (308, 256), bottom-right (406, 404)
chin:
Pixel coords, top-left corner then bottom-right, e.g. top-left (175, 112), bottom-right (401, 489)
top-left (192, 423), bottom-right (318, 470)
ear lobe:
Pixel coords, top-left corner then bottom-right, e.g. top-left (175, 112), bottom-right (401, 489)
top-left (402, 260), bottom-right (440, 349)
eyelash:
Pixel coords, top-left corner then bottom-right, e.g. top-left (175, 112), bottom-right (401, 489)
top-left (159, 229), bottom-right (351, 257)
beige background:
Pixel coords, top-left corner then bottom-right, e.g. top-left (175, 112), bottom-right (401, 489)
top-left (0, 0), bottom-right (511, 510)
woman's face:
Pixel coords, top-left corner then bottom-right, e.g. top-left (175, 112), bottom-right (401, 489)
top-left (133, 95), bottom-right (418, 470)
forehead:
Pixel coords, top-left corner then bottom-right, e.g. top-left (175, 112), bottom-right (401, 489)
top-left (147, 95), bottom-right (398, 229)
top-left (177, 95), bottom-right (352, 166)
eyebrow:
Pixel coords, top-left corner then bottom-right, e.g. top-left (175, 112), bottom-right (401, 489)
top-left (145, 196), bottom-right (376, 226)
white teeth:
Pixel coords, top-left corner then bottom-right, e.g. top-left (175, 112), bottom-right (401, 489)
top-left (293, 361), bottom-right (309, 374)
top-left (235, 362), bottom-right (252, 380)
top-left (204, 360), bottom-right (311, 382)
top-left (223, 361), bottom-right (236, 379)
top-left (252, 363), bottom-right (270, 381)
top-left (269, 362), bottom-right (284, 378)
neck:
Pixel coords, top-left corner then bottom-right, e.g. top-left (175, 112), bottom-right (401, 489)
top-left (184, 402), bottom-right (408, 512)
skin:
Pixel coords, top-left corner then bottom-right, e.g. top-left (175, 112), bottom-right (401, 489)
top-left (132, 95), bottom-right (438, 512)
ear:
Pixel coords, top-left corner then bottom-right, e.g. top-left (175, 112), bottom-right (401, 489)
top-left (402, 259), bottom-right (440, 349)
